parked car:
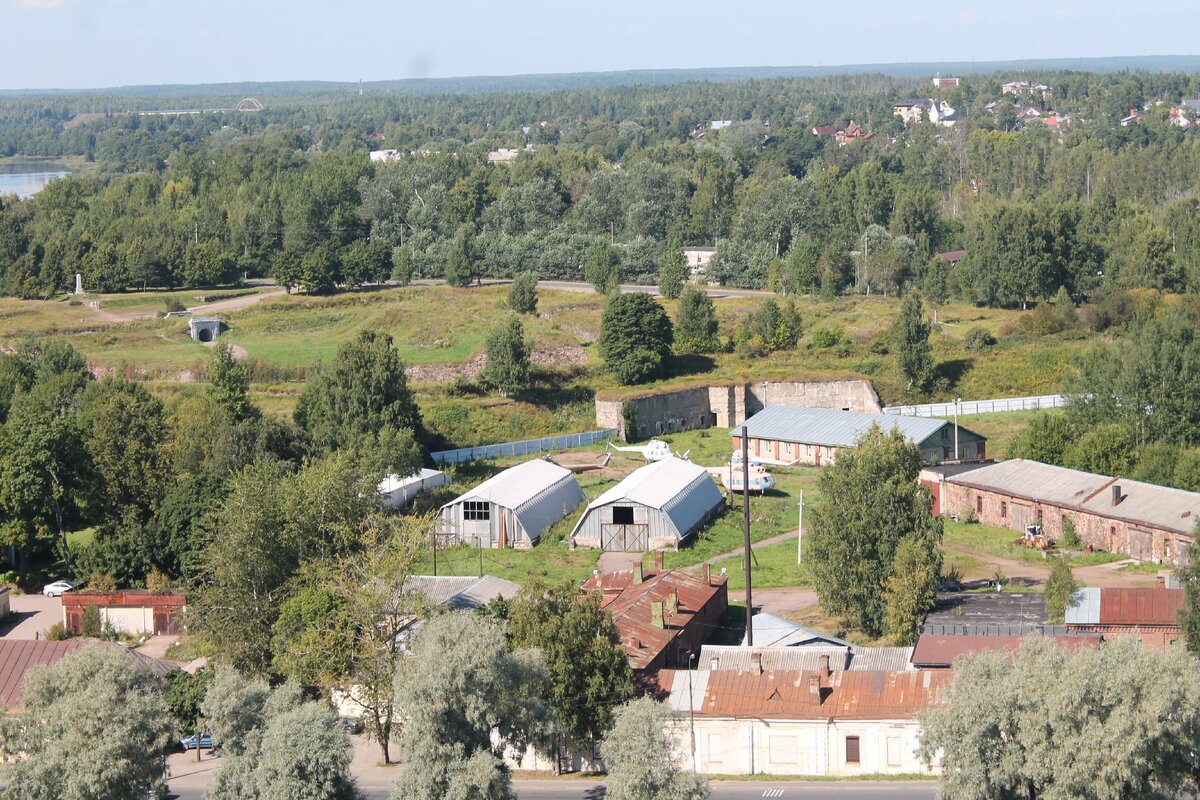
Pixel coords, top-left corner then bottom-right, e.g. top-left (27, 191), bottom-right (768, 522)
top-left (336, 716), bottom-right (364, 734)
top-left (42, 581), bottom-right (74, 598)
top-left (179, 734), bottom-right (214, 750)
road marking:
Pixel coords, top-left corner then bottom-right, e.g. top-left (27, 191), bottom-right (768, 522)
top-left (762, 790), bottom-right (785, 798)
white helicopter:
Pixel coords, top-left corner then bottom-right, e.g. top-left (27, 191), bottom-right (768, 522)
top-left (607, 438), bottom-right (690, 462)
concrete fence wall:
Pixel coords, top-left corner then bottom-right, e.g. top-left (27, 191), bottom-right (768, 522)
top-left (884, 394), bottom-right (1065, 418)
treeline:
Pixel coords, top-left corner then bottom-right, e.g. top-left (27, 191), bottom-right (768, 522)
top-left (5, 71), bottom-right (1200, 302)
top-left (0, 331), bottom-right (423, 587)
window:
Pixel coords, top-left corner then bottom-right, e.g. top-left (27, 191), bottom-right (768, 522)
top-left (786, 442), bottom-right (793, 454)
top-left (707, 733), bottom-right (723, 763)
top-left (941, 427), bottom-right (949, 441)
top-left (806, 444), bottom-right (813, 456)
top-left (612, 506), bottom-right (635, 525)
top-left (976, 496), bottom-right (983, 514)
top-left (1001, 502), bottom-right (1007, 519)
top-left (887, 736), bottom-right (901, 767)
top-left (769, 736), bottom-right (798, 765)
top-left (943, 447), bottom-right (951, 460)
top-left (845, 735), bottom-right (860, 764)
top-left (463, 501), bottom-right (490, 521)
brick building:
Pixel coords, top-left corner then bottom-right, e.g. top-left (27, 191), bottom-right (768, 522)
top-left (1065, 587), bottom-right (1185, 649)
top-left (732, 406), bottom-right (986, 467)
top-left (62, 590), bottom-right (186, 636)
top-left (582, 558), bottom-right (727, 673)
top-left (929, 459), bottom-right (1200, 565)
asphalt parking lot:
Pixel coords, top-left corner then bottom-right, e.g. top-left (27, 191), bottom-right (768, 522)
top-left (0, 593), bottom-right (62, 639)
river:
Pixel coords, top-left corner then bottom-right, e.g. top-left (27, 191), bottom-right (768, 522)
top-left (0, 160), bottom-right (71, 199)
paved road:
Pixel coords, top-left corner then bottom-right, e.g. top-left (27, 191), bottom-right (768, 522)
top-left (411, 277), bottom-right (772, 299)
top-left (0, 593), bottom-right (61, 639)
top-left (167, 779), bottom-right (937, 800)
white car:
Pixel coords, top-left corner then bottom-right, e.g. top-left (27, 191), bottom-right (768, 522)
top-left (42, 580), bottom-right (74, 598)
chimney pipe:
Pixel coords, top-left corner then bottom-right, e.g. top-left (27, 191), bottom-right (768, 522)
top-left (818, 654), bottom-right (831, 677)
top-left (654, 550), bottom-right (664, 572)
top-left (702, 564), bottom-right (711, 585)
top-left (651, 600), bottom-right (664, 629)
top-left (667, 589), bottom-right (679, 614)
top-left (1112, 484), bottom-right (1122, 506)
top-left (808, 675), bottom-right (821, 701)
top-left (634, 562), bottom-right (643, 584)
top-left (750, 651), bottom-right (763, 674)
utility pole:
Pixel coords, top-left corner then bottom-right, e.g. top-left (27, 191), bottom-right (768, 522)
top-left (432, 526), bottom-right (437, 577)
top-left (687, 651), bottom-right (697, 771)
top-left (478, 535), bottom-right (483, 578)
top-left (742, 426), bottom-right (753, 646)
top-left (796, 490), bottom-right (804, 565)
top-left (954, 397), bottom-right (961, 461)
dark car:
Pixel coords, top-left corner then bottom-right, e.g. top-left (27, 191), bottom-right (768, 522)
top-left (336, 716), bottom-right (364, 734)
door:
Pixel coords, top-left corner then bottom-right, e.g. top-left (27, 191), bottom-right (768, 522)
top-left (601, 506), bottom-right (648, 551)
top-left (1010, 503), bottom-right (1032, 532)
top-left (153, 609), bottom-right (178, 635)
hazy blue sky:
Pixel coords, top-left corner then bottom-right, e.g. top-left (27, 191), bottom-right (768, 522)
top-left (2, 0), bottom-right (1198, 90)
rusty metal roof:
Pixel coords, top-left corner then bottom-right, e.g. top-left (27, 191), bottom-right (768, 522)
top-left (61, 590), bottom-right (187, 608)
top-left (0, 640), bottom-right (86, 710)
top-left (583, 568), bottom-right (727, 671)
top-left (1099, 588), bottom-right (1184, 626)
top-left (911, 634), bottom-right (1100, 668)
top-left (665, 667), bottom-right (949, 720)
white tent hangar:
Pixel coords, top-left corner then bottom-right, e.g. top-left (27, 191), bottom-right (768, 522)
top-left (378, 468), bottom-right (450, 509)
top-left (439, 459), bottom-right (584, 549)
top-left (570, 457), bottom-right (725, 551)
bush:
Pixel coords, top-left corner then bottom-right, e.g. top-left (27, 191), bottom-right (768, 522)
top-left (44, 622), bottom-right (72, 641)
top-left (1061, 517), bottom-right (1082, 549)
top-left (165, 298), bottom-right (185, 314)
top-left (964, 326), bottom-right (997, 351)
top-left (81, 605), bottom-right (102, 639)
top-left (810, 325), bottom-right (849, 349)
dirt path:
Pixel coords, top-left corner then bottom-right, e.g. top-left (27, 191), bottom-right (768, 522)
top-left (947, 543), bottom-right (1161, 590)
top-left (728, 586), bottom-right (819, 616)
top-left (85, 286), bottom-right (286, 325)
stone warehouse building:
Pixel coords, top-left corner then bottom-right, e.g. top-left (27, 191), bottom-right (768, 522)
top-left (595, 379), bottom-right (881, 442)
top-left (928, 459), bottom-right (1200, 565)
top-left (730, 406), bottom-right (987, 467)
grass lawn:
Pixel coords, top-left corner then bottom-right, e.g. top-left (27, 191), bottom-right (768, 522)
top-left (712, 539), bottom-right (814, 590)
top-left (950, 409), bottom-right (1059, 460)
top-left (943, 518), bottom-right (1127, 569)
top-left (409, 541), bottom-right (601, 586)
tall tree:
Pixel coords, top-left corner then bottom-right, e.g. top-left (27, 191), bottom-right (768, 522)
top-left (444, 225), bottom-right (477, 287)
top-left (923, 256), bottom-right (948, 324)
top-left (1180, 541), bottom-right (1200, 655)
top-left (883, 534), bottom-right (939, 646)
top-left (0, 644), bottom-right (172, 800)
top-left (584, 243), bottom-right (621, 295)
top-left (207, 343), bottom-right (258, 422)
top-left (295, 330), bottom-right (422, 464)
top-left (480, 315), bottom-right (532, 397)
top-left (657, 239), bottom-right (688, 300)
top-left (1044, 557), bottom-right (1080, 624)
top-left (891, 292), bottom-right (933, 393)
top-left (920, 637), bottom-right (1200, 800)
top-left (507, 271), bottom-right (539, 314)
top-left (601, 697), bottom-right (709, 800)
top-left (77, 378), bottom-right (169, 523)
top-left (807, 425), bottom-right (943, 637)
top-left (674, 286), bottom-right (720, 354)
top-left (598, 293), bottom-right (674, 385)
top-left (392, 613), bottom-right (552, 800)
top-left (507, 581), bottom-right (633, 764)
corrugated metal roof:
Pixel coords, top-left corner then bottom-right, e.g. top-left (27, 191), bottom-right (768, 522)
top-left (699, 644), bottom-right (914, 672)
top-left (739, 613), bottom-right (853, 648)
top-left (1064, 588), bottom-right (1101, 625)
top-left (402, 575), bottom-right (522, 610)
top-left (949, 460), bottom-right (1200, 536)
top-left (730, 406), bottom-right (970, 449)
top-left (585, 457), bottom-right (718, 511)
top-left (380, 468), bottom-right (446, 494)
top-left (0, 640), bottom-right (172, 711)
top-left (582, 568), bottom-right (727, 671)
top-left (1096, 588), bottom-right (1184, 626)
top-left (911, 634), bottom-right (1100, 668)
top-left (665, 667), bottom-right (949, 720)
top-left (443, 459), bottom-right (578, 513)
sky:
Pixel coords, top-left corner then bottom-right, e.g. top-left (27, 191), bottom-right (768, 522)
top-left (2, 0), bottom-right (1199, 90)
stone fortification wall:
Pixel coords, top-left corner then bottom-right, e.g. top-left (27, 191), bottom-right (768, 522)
top-left (596, 379), bottom-right (881, 441)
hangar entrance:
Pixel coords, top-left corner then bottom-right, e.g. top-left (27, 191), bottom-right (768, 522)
top-left (602, 506), bottom-right (647, 551)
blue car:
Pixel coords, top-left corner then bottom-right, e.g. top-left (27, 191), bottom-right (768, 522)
top-left (179, 734), bottom-right (214, 750)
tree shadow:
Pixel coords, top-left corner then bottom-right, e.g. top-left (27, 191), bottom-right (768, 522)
top-left (663, 353), bottom-right (717, 379)
top-left (933, 357), bottom-right (974, 389)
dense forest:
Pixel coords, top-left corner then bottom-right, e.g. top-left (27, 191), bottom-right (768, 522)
top-left (4, 69), bottom-right (1200, 304)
